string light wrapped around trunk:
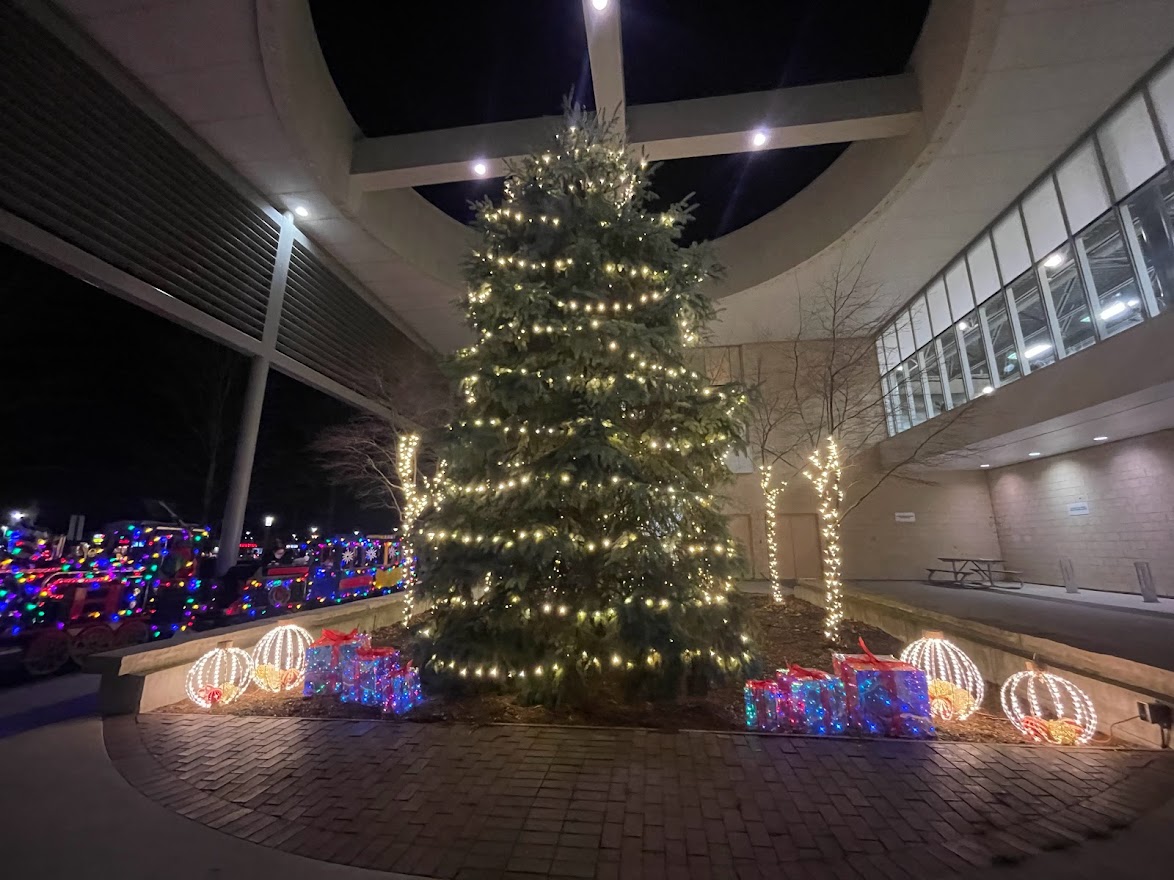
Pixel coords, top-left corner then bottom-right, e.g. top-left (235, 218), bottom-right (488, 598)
top-left (185, 645), bottom-right (253, 708)
top-left (760, 465), bottom-right (786, 603)
top-left (804, 436), bottom-right (843, 640)
top-left (1000, 663), bottom-right (1096, 745)
top-left (251, 624), bottom-right (313, 692)
top-left (900, 631), bottom-right (984, 721)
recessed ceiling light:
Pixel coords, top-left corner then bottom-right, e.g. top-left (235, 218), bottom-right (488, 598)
top-left (591, 0), bottom-right (608, 10)
top-left (981, 385), bottom-right (994, 395)
top-left (980, 464), bottom-right (991, 468)
top-left (293, 205), bottom-right (309, 218)
top-left (958, 321), bottom-right (969, 331)
top-left (1093, 435), bottom-right (1108, 441)
top-left (472, 160), bottom-right (488, 177)
top-left (1043, 253), bottom-right (1064, 269)
top-left (1028, 452), bottom-right (1041, 457)
top-left (751, 130), bottom-right (768, 148)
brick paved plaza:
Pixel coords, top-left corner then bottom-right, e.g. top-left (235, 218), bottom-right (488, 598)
top-left (105, 715), bottom-right (1174, 879)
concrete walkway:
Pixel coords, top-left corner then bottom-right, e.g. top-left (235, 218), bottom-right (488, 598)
top-left (851, 580), bottom-right (1174, 674)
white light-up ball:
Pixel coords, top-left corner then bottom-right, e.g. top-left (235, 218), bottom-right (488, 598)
top-left (251, 624), bottom-right (313, 692)
top-left (900, 632), bottom-right (984, 721)
top-left (185, 646), bottom-right (253, 709)
top-left (1000, 666), bottom-right (1096, 745)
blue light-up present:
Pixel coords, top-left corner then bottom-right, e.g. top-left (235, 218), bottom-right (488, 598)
top-left (777, 665), bottom-right (848, 737)
top-left (303, 628), bottom-right (369, 696)
top-left (834, 639), bottom-right (934, 739)
top-left (342, 646), bottom-right (423, 715)
top-left (744, 679), bottom-right (785, 731)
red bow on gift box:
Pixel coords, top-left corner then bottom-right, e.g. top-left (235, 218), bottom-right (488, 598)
top-left (785, 663), bottom-right (831, 681)
top-left (313, 628), bottom-right (362, 663)
top-left (356, 645), bottom-right (404, 663)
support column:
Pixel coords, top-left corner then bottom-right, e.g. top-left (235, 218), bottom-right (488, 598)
top-left (215, 211), bottom-right (296, 574)
top-left (216, 356), bottom-right (269, 573)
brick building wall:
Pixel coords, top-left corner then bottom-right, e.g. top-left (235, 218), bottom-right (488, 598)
top-left (988, 429), bottom-right (1174, 597)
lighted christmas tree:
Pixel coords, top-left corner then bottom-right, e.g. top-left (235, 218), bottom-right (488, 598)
top-left (415, 112), bottom-right (753, 703)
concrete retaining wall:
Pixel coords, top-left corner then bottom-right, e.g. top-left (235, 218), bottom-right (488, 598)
top-left (796, 580), bottom-right (1172, 748)
top-left (89, 592), bottom-right (411, 715)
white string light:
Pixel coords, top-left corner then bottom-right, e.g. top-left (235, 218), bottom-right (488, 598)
top-left (900, 633), bottom-right (984, 721)
top-left (804, 437), bottom-right (843, 640)
top-left (251, 624), bottom-right (313, 693)
top-left (760, 464), bottom-right (786, 603)
top-left (1000, 666), bottom-right (1096, 745)
top-left (185, 646), bottom-right (253, 709)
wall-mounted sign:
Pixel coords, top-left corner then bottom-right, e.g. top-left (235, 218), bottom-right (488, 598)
top-left (1067, 501), bottom-right (1090, 516)
top-left (894, 512), bottom-right (916, 523)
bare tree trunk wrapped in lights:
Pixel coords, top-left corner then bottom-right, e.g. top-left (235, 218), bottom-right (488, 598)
top-left (415, 110), bottom-right (753, 704)
top-left (759, 466), bottom-right (785, 603)
top-left (805, 437), bottom-right (844, 640)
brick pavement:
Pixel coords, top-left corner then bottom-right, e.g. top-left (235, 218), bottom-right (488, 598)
top-left (106, 715), bottom-right (1174, 880)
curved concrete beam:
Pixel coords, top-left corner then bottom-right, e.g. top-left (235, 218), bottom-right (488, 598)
top-left (258, 0), bottom-right (997, 307)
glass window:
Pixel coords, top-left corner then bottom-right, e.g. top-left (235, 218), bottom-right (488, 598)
top-left (1120, 171), bottom-right (1174, 315)
top-left (1076, 211), bottom-right (1146, 338)
top-left (1007, 272), bottom-right (1056, 371)
top-left (887, 372), bottom-right (912, 434)
top-left (1152, 61), bottom-right (1174, 155)
top-left (967, 238), bottom-right (1001, 304)
top-left (981, 293), bottom-right (1021, 386)
top-left (902, 356), bottom-right (928, 426)
top-left (921, 345), bottom-right (948, 417)
top-left (926, 278), bottom-right (951, 334)
top-left (909, 294), bottom-right (932, 348)
top-left (1057, 141), bottom-right (1111, 233)
top-left (1039, 243), bottom-right (1097, 355)
top-left (993, 212), bottom-right (1031, 281)
top-left (945, 258), bottom-right (975, 319)
top-left (896, 309), bottom-right (915, 360)
top-left (1023, 178), bottom-right (1067, 258)
top-left (958, 311), bottom-right (991, 395)
top-left (881, 325), bottom-right (901, 373)
top-left (1099, 94), bottom-right (1165, 200)
top-left (939, 330), bottom-right (967, 407)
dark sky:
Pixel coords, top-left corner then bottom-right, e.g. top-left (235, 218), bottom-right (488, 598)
top-left (311, 0), bottom-right (929, 243)
top-left (0, 244), bottom-right (394, 538)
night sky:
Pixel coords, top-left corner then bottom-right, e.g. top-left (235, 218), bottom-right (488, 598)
top-left (0, 244), bottom-right (391, 538)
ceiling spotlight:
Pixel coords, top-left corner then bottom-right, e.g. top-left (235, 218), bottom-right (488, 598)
top-left (591, 0), bottom-right (609, 10)
top-left (981, 385), bottom-right (994, 395)
top-left (751, 130), bottom-right (768, 148)
top-left (293, 205), bottom-right (309, 218)
top-left (1093, 435), bottom-right (1108, 442)
top-left (979, 464), bottom-right (990, 468)
top-left (958, 321), bottom-right (969, 331)
top-left (472, 160), bottom-right (488, 177)
top-left (1043, 253), bottom-right (1064, 270)
top-left (1028, 452), bottom-right (1041, 457)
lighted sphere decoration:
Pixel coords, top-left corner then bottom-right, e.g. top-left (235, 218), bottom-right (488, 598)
top-left (185, 646), bottom-right (254, 709)
top-left (900, 631), bottom-right (984, 721)
top-left (251, 623), bottom-right (314, 692)
top-left (1000, 665), bottom-right (1097, 745)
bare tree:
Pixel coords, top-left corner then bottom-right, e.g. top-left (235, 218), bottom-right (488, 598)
top-left (743, 252), bottom-right (973, 638)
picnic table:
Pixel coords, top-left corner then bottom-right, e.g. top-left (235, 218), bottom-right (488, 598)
top-left (927, 557), bottom-right (1023, 589)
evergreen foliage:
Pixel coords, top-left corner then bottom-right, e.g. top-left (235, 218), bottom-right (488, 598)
top-left (414, 111), bottom-right (754, 703)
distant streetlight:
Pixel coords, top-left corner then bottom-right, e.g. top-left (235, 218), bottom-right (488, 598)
top-left (264, 515), bottom-right (276, 527)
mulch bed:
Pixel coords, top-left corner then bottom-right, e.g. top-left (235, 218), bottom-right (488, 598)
top-left (158, 593), bottom-right (1043, 744)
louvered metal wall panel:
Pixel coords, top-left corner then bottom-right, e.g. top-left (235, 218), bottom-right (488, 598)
top-left (280, 242), bottom-right (414, 394)
top-left (0, 4), bottom-right (278, 339)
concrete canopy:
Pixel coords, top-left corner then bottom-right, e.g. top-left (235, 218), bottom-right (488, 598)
top-left (54, 0), bottom-right (1174, 351)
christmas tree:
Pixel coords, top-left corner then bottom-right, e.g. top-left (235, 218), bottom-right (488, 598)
top-left (415, 112), bottom-right (753, 703)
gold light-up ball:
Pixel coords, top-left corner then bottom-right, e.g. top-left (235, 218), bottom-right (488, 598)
top-left (1000, 667), bottom-right (1097, 745)
top-left (185, 646), bottom-right (253, 709)
top-left (250, 624), bottom-right (313, 693)
top-left (901, 633), bottom-right (985, 721)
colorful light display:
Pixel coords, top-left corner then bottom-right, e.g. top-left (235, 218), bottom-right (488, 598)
top-left (342, 646), bottom-right (423, 715)
top-left (251, 624), bottom-right (313, 692)
top-left (900, 632), bottom-right (985, 721)
top-left (1000, 665), bottom-right (1096, 745)
top-left (303, 628), bottom-right (370, 696)
top-left (834, 640), bottom-right (934, 739)
top-left (185, 645), bottom-right (253, 708)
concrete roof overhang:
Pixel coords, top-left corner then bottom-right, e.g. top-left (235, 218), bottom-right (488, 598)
top-left (55, 0), bottom-right (1174, 351)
